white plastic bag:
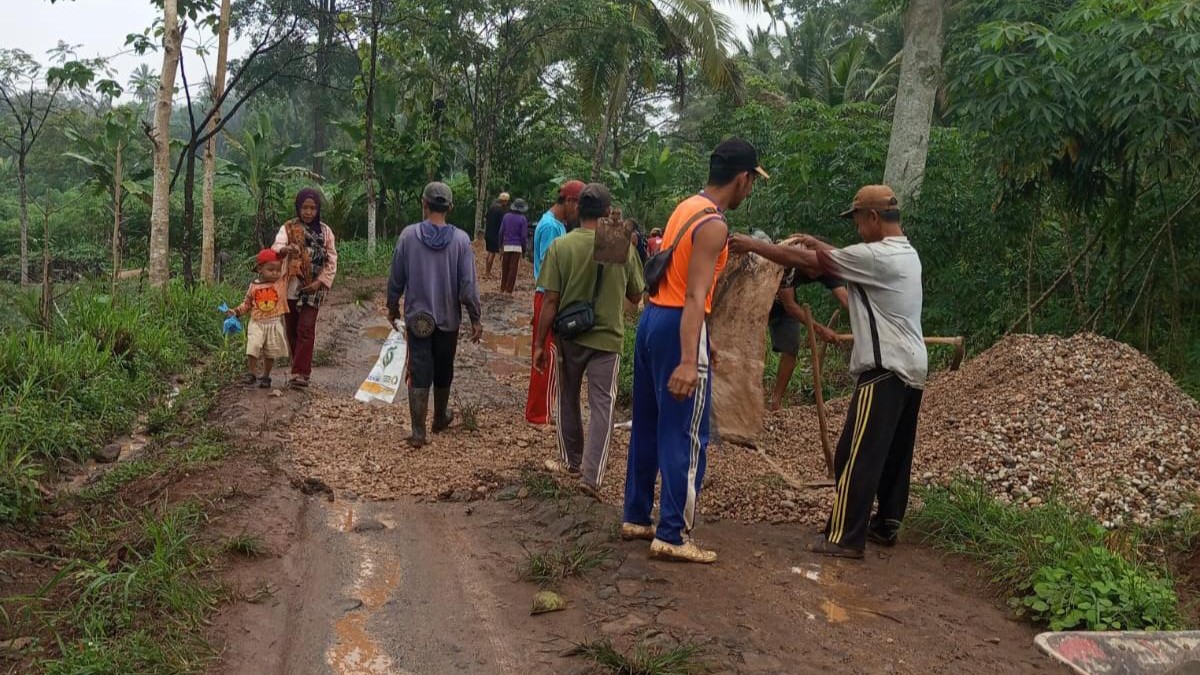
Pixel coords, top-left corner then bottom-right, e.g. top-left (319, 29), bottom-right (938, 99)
top-left (355, 322), bottom-right (407, 404)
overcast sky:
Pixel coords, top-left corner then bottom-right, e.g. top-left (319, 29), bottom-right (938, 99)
top-left (3, 0), bottom-right (771, 99)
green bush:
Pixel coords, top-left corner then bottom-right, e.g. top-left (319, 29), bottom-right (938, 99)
top-left (911, 482), bottom-right (1181, 631)
top-left (1022, 541), bottom-right (1178, 631)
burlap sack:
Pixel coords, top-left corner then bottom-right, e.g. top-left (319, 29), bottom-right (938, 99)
top-left (709, 250), bottom-right (784, 446)
top-left (594, 213), bottom-right (633, 264)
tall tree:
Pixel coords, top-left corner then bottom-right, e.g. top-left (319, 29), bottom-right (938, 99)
top-left (883, 0), bottom-right (944, 206)
top-left (576, 0), bottom-right (766, 179)
top-left (201, 0), bottom-right (232, 283)
top-left (0, 49), bottom-right (102, 285)
top-left (424, 0), bottom-right (587, 234)
top-left (312, 0), bottom-right (337, 177)
top-left (149, 0), bottom-right (183, 287)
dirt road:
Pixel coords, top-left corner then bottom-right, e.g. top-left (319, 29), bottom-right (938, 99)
top-left (205, 259), bottom-right (1063, 675)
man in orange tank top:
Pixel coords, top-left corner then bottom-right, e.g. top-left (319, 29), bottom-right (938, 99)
top-left (621, 138), bottom-right (768, 563)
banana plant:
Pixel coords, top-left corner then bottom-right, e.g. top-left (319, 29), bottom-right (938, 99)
top-left (62, 108), bottom-right (149, 290)
top-left (220, 112), bottom-right (319, 247)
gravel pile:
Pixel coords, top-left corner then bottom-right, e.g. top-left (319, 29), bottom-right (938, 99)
top-left (767, 333), bottom-right (1200, 527)
top-left (915, 333), bottom-right (1200, 526)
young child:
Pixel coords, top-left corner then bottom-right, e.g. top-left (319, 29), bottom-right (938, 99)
top-left (228, 249), bottom-right (291, 388)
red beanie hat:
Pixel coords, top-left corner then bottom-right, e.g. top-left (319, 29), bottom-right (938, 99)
top-left (256, 249), bottom-right (279, 266)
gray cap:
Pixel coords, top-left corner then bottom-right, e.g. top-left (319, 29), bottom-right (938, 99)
top-left (510, 198), bottom-right (529, 214)
top-left (422, 181), bottom-right (453, 207)
top-left (579, 182), bottom-right (612, 213)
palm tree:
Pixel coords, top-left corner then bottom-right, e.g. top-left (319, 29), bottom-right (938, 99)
top-left (576, 0), bottom-right (767, 178)
top-left (222, 112), bottom-right (317, 246)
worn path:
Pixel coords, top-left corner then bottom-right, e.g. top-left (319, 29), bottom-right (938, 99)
top-left (207, 250), bottom-right (1064, 675)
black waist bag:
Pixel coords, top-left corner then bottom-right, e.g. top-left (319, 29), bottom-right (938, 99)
top-left (643, 207), bottom-right (722, 296)
top-left (553, 264), bottom-right (604, 340)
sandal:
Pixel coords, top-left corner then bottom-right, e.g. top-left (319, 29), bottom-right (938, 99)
top-left (258, 376), bottom-right (272, 389)
top-left (241, 373), bottom-right (259, 386)
top-left (289, 376), bottom-right (309, 389)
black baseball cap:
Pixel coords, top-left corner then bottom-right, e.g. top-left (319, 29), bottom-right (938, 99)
top-left (710, 138), bottom-right (770, 180)
top-left (422, 181), bottom-right (453, 207)
top-left (579, 183), bottom-right (612, 212)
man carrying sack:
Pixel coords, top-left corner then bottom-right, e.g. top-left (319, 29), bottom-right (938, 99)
top-left (533, 183), bottom-right (644, 498)
top-left (730, 185), bottom-right (926, 559)
top-left (623, 138), bottom-right (767, 564)
top-left (387, 182), bottom-right (484, 448)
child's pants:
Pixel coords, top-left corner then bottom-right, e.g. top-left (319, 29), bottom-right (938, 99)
top-left (623, 304), bottom-right (712, 546)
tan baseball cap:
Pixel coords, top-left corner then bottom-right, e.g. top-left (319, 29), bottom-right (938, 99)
top-left (839, 185), bottom-right (899, 218)
top-left (499, 192), bottom-right (511, 202)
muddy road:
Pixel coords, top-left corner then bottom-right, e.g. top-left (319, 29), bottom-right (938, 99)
top-left (205, 257), bottom-right (1062, 675)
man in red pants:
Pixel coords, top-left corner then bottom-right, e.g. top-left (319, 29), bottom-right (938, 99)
top-left (526, 180), bottom-right (583, 425)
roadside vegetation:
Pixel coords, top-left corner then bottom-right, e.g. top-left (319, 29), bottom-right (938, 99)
top-left (910, 482), bottom-right (1196, 631)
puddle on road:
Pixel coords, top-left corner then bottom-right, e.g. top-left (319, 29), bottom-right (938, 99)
top-left (328, 500), bottom-right (356, 533)
top-left (362, 325), bottom-right (393, 340)
top-left (325, 501), bottom-right (409, 675)
top-left (356, 556), bottom-right (402, 609)
top-left (821, 598), bottom-right (850, 624)
top-left (329, 612), bottom-right (396, 675)
top-left (481, 333), bottom-right (531, 359)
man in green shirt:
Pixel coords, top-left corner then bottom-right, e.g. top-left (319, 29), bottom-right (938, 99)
top-left (534, 183), bottom-right (644, 498)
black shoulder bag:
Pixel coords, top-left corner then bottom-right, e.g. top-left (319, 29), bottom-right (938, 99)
top-left (643, 207), bottom-right (722, 296)
top-left (553, 264), bottom-right (605, 340)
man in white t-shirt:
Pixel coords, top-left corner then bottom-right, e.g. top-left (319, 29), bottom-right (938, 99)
top-left (730, 184), bottom-right (926, 559)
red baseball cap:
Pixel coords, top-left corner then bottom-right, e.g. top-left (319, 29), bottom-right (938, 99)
top-left (256, 249), bottom-right (279, 266)
top-left (559, 180), bottom-right (585, 201)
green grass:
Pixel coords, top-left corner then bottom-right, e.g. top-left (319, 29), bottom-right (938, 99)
top-left (571, 639), bottom-right (705, 675)
top-left (76, 460), bottom-right (160, 502)
top-left (521, 470), bottom-right (566, 501)
top-left (0, 280), bottom-right (242, 522)
top-left (352, 285), bottom-right (375, 304)
top-left (520, 542), bottom-right (610, 585)
top-left (19, 502), bottom-right (223, 674)
top-left (456, 395), bottom-right (481, 432)
top-left (910, 482), bottom-right (1180, 631)
top-left (225, 533), bottom-right (268, 558)
top-left (336, 240), bottom-right (388, 279)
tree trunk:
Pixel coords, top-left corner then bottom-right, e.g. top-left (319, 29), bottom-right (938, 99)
top-left (182, 147), bottom-right (197, 285)
top-left (883, 0), bottom-right (945, 207)
top-left (111, 141), bottom-right (123, 295)
top-left (149, 0), bottom-right (182, 287)
top-left (201, 0), bottom-right (232, 284)
top-left (17, 151), bottom-right (29, 286)
top-left (312, 0), bottom-right (335, 177)
top-left (40, 206), bottom-right (52, 329)
top-left (256, 198), bottom-right (270, 248)
top-left (473, 149), bottom-right (491, 238)
top-left (590, 72), bottom-right (628, 181)
top-left (363, 0), bottom-right (380, 256)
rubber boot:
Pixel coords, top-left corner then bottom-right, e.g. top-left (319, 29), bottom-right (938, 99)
top-left (407, 388), bottom-right (430, 448)
top-left (432, 387), bottom-right (453, 433)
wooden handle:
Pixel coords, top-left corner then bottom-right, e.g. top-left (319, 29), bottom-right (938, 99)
top-left (832, 335), bottom-right (967, 371)
top-left (803, 305), bottom-right (835, 477)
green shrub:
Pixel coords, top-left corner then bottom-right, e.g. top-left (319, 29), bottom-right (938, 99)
top-left (911, 481), bottom-right (1180, 631)
top-left (1022, 541), bottom-right (1178, 631)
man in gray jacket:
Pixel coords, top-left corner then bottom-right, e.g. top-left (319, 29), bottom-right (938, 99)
top-left (387, 182), bottom-right (483, 447)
